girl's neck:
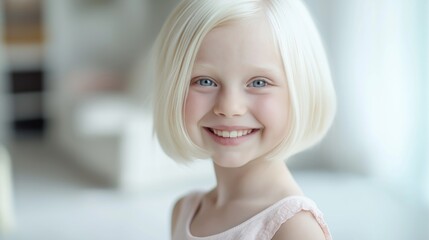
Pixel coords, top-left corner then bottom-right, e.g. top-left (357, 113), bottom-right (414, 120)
top-left (210, 159), bottom-right (303, 207)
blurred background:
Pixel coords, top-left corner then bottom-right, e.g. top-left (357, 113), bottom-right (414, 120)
top-left (0, 0), bottom-right (427, 239)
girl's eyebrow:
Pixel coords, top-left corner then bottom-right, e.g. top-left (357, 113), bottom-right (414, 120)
top-left (193, 62), bottom-right (284, 77)
top-left (246, 64), bottom-right (284, 77)
top-left (192, 62), bottom-right (217, 72)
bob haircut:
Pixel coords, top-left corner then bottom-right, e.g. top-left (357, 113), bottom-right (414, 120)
top-left (151, 0), bottom-right (336, 163)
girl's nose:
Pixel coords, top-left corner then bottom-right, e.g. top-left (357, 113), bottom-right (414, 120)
top-left (213, 90), bottom-right (247, 118)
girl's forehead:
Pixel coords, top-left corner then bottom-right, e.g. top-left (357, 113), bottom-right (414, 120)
top-left (194, 15), bottom-right (283, 72)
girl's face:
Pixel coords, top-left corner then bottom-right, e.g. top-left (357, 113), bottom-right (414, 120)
top-left (184, 15), bottom-right (290, 168)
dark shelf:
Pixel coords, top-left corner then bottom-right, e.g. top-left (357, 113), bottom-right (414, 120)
top-left (12, 117), bottom-right (47, 137)
top-left (9, 69), bottom-right (45, 93)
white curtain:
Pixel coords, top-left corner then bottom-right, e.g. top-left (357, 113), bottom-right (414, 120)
top-left (304, 0), bottom-right (428, 204)
top-left (424, 0), bottom-right (429, 206)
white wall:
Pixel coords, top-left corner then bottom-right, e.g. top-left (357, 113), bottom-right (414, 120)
top-left (291, 0), bottom-right (371, 173)
top-left (314, 0), bottom-right (427, 203)
top-left (403, 0), bottom-right (428, 207)
top-left (425, 0), bottom-right (429, 206)
top-left (44, 0), bottom-right (151, 186)
top-left (45, 0), bottom-right (179, 81)
top-left (44, 0), bottom-right (149, 110)
top-left (295, 0), bottom-right (428, 206)
top-left (44, 0), bottom-right (179, 121)
top-left (43, 0), bottom-right (181, 186)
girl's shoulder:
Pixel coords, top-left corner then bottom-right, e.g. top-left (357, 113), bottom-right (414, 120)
top-left (271, 210), bottom-right (327, 240)
top-left (268, 196), bottom-right (332, 240)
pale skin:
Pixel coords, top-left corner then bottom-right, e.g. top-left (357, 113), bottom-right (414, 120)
top-left (172, 14), bottom-right (326, 240)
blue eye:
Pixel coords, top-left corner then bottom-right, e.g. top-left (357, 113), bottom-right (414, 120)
top-left (249, 79), bottom-right (268, 88)
top-left (197, 78), bottom-right (217, 87)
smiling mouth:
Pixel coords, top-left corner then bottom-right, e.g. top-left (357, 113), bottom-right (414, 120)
top-left (206, 128), bottom-right (255, 138)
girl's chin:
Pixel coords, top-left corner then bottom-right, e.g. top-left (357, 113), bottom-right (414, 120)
top-left (211, 156), bottom-right (253, 168)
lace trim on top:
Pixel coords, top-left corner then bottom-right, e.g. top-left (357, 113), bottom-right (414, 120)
top-left (184, 192), bottom-right (332, 240)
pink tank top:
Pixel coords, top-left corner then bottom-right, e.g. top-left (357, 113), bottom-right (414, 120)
top-left (172, 191), bottom-right (332, 240)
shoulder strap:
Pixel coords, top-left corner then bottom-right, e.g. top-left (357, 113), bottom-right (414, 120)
top-left (262, 196), bottom-right (332, 240)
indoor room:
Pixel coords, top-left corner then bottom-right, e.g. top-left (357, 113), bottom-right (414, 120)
top-left (0, 0), bottom-right (428, 239)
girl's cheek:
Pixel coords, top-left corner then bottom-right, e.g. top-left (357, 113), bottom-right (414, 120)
top-left (252, 95), bottom-right (280, 114)
top-left (184, 91), bottom-right (212, 123)
top-left (252, 94), bottom-right (290, 128)
top-left (184, 92), bottom-right (198, 123)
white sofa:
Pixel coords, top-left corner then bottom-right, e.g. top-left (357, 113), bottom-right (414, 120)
top-left (51, 86), bottom-right (212, 191)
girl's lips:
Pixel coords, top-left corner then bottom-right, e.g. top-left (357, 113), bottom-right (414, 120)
top-left (204, 127), bottom-right (259, 146)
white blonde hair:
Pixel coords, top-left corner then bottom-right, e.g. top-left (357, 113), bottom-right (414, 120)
top-left (151, 0), bottom-right (336, 163)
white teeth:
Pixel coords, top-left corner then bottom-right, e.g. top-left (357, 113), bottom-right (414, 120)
top-left (212, 129), bottom-right (253, 138)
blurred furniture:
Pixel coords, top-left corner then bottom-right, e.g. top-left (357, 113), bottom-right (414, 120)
top-left (0, 145), bottom-right (14, 233)
top-left (51, 69), bottom-right (212, 190)
top-left (55, 94), bottom-right (212, 190)
top-left (45, 0), bottom-right (196, 190)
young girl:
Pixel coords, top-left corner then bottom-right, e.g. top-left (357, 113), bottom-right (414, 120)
top-left (150, 0), bottom-right (336, 239)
